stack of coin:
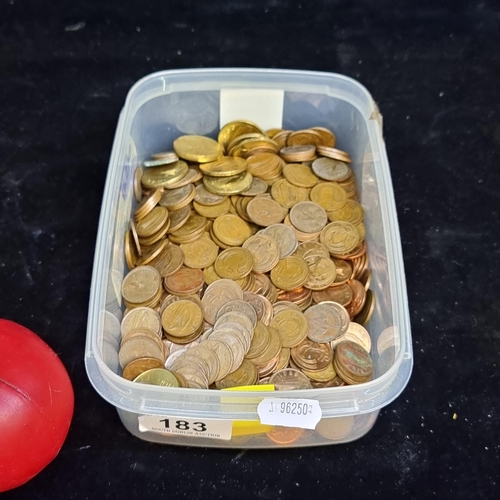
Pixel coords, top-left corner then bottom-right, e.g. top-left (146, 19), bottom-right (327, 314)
top-left (246, 153), bottom-right (284, 184)
top-left (245, 324), bottom-right (282, 377)
top-left (121, 266), bottom-right (163, 309)
top-left (118, 306), bottom-right (167, 380)
top-left (161, 299), bottom-right (204, 344)
top-left (333, 340), bottom-right (373, 384)
top-left (163, 266), bottom-right (204, 296)
top-left (118, 120), bottom-right (377, 389)
top-left (118, 326), bottom-right (165, 375)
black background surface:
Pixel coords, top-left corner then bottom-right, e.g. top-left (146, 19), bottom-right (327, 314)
top-left (1, 0), bottom-right (500, 498)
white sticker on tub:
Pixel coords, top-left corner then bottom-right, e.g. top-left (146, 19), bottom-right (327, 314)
top-left (138, 415), bottom-right (233, 440)
top-left (257, 398), bottom-right (322, 430)
top-left (220, 88), bottom-right (284, 130)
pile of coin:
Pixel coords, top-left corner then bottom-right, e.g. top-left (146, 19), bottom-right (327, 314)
top-left (119, 120), bottom-right (375, 389)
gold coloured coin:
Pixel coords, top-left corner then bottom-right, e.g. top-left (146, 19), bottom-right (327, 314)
top-left (271, 178), bottom-right (310, 209)
top-left (218, 120), bottom-right (264, 149)
top-left (203, 171), bottom-right (253, 195)
top-left (129, 220), bottom-right (142, 256)
top-left (148, 243), bottom-right (184, 277)
top-left (193, 197), bottom-right (231, 218)
top-left (246, 197), bottom-right (285, 226)
top-left (316, 145), bottom-right (352, 163)
top-left (137, 219), bottom-right (171, 247)
top-left (248, 325), bottom-right (282, 366)
top-left (291, 339), bottom-right (332, 372)
top-left (133, 368), bottom-right (180, 387)
top-left (229, 137), bottom-right (278, 157)
top-left (134, 187), bottom-right (164, 222)
top-left (212, 214), bottom-right (252, 246)
top-left (214, 247), bottom-right (254, 280)
top-left (274, 347), bottom-right (291, 371)
top-left (199, 156), bottom-right (247, 177)
top-left (124, 230), bottom-right (138, 269)
top-left (166, 165), bottom-right (203, 189)
top-left (293, 241), bottom-right (329, 261)
top-left (226, 132), bottom-right (268, 151)
top-left (246, 153), bottom-right (283, 180)
top-left (141, 161), bottom-right (189, 188)
top-left (134, 167), bottom-right (143, 202)
top-left (265, 128), bottom-right (282, 138)
top-left (245, 321), bottom-right (270, 359)
top-left (320, 221), bottom-right (360, 255)
top-left (161, 300), bottom-right (203, 338)
top-left (215, 359), bottom-right (258, 389)
top-left (327, 199), bottom-right (364, 225)
top-left (280, 145), bottom-right (316, 162)
top-left (270, 309), bottom-right (308, 348)
top-left (310, 127), bottom-right (336, 147)
top-left (135, 206), bottom-right (169, 238)
top-left (166, 205), bottom-right (191, 233)
top-left (301, 362), bottom-right (337, 382)
top-left (136, 238), bottom-right (168, 266)
top-left (304, 256), bottom-right (337, 290)
top-left (181, 234), bottom-right (219, 269)
top-left (332, 258), bottom-right (352, 284)
top-left (272, 130), bottom-right (292, 149)
top-left (283, 163), bottom-right (319, 188)
top-left (159, 184), bottom-right (196, 211)
top-left (203, 265), bottom-right (221, 285)
top-left (270, 256), bottom-right (309, 291)
top-left (122, 266), bottom-right (161, 305)
top-left (168, 213), bottom-right (207, 242)
top-left (310, 182), bottom-right (347, 212)
top-left (173, 135), bottom-right (223, 163)
top-left (287, 129), bottom-right (323, 147)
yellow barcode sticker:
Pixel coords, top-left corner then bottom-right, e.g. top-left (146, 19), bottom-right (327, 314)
top-left (221, 385), bottom-right (276, 436)
top-left (222, 384), bottom-right (275, 392)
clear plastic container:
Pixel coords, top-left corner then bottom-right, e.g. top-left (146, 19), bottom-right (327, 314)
top-left (85, 68), bottom-right (413, 448)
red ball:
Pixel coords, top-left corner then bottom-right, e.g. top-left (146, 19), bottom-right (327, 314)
top-left (0, 319), bottom-right (74, 492)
